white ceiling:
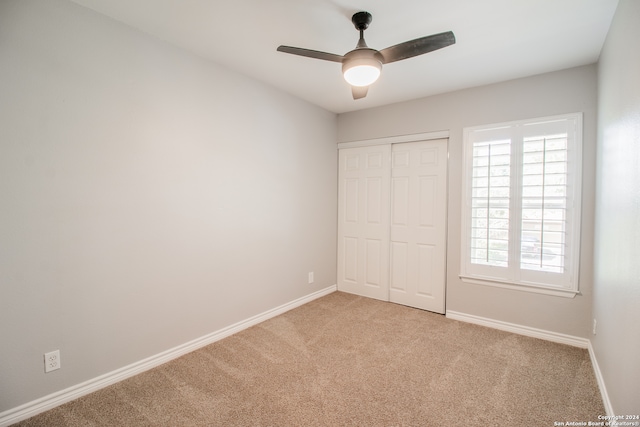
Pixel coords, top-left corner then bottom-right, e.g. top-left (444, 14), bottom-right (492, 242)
top-left (70, 0), bottom-right (618, 114)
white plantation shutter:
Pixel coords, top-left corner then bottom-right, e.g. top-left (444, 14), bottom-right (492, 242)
top-left (470, 130), bottom-right (511, 268)
top-left (461, 114), bottom-right (582, 295)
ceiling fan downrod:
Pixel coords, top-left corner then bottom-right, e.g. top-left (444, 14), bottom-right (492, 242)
top-left (352, 11), bottom-right (372, 49)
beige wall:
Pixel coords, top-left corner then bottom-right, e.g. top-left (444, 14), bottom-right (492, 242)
top-left (594, 0), bottom-right (640, 414)
top-left (338, 65), bottom-right (597, 338)
top-left (0, 0), bottom-right (337, 412)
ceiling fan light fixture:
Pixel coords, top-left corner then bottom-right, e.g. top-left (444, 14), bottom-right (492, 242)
top-left (342, 57), bottom-right (382, 87)
top-left (342, 57), bottom-right (381, 87)
top-left (277, 11), bottom-right (456, 99)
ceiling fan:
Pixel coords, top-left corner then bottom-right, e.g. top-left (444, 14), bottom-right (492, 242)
top-left (277, 11), bottom-right (456, 100)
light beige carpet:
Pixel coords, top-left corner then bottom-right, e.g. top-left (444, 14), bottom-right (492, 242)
top-left (15, 292), bottom-right (604, 426)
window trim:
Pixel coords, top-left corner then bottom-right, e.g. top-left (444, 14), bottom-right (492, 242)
top-left (460, 113), bottom-right (583, 298)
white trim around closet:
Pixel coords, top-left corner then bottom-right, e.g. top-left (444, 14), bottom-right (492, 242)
top-left (338, 130), bottom-right (450, 149)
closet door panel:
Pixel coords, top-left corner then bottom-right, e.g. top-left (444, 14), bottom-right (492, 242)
top-left (389, 139), bottom-right (448, 313)
top-left (337, 145), bottom-right (390, 300)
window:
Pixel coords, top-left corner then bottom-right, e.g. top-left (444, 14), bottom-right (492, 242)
top-left (460, 114), bottom-right (582, 297)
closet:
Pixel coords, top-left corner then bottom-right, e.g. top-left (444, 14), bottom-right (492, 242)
top-left (337, 137), bottom-right (448, 313)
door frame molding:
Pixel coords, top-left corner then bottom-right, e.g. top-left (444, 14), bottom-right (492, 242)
top-left (338, 130), bottom-right (450, 149)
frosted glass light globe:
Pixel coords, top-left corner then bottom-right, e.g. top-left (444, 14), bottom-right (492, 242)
top-left (343, 64), bottom-right (381, 87)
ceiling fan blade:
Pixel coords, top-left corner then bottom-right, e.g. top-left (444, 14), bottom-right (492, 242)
top-left (277, 46), bottom-right (344, 63)
top-left (379, 31), bottom-right (455, 64)
top-left (352, 85), bottom-right (368, 100)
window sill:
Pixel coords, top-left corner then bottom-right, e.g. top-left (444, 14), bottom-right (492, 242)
top-left (459, 275), bottom-right (579, 298)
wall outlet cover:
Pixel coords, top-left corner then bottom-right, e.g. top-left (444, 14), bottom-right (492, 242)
top-left (44, 350), bottom-right (61, 373)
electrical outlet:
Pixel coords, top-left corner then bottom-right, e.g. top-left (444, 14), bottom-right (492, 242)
top-left (308, 272), bottom-right (314, 284)
top-left (44, 350), bottom-right (61, 373)
top-left (593, 319), bottom-right (597, 335)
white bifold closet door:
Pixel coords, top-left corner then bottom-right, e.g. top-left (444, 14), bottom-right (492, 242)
top-left (388, 139), bottom-right (448, 312)
top-left (337, 144), bottom-right (391, 301)
top-left (337, 139), bottom-right (448, 313)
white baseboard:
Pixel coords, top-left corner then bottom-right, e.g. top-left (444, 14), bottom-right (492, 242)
top-left (446, 310), bottom-right (589, 348)
top-left (0, 285), bottom-right (337, 427)
top-left (587, 341), bottom-right (614, 416)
